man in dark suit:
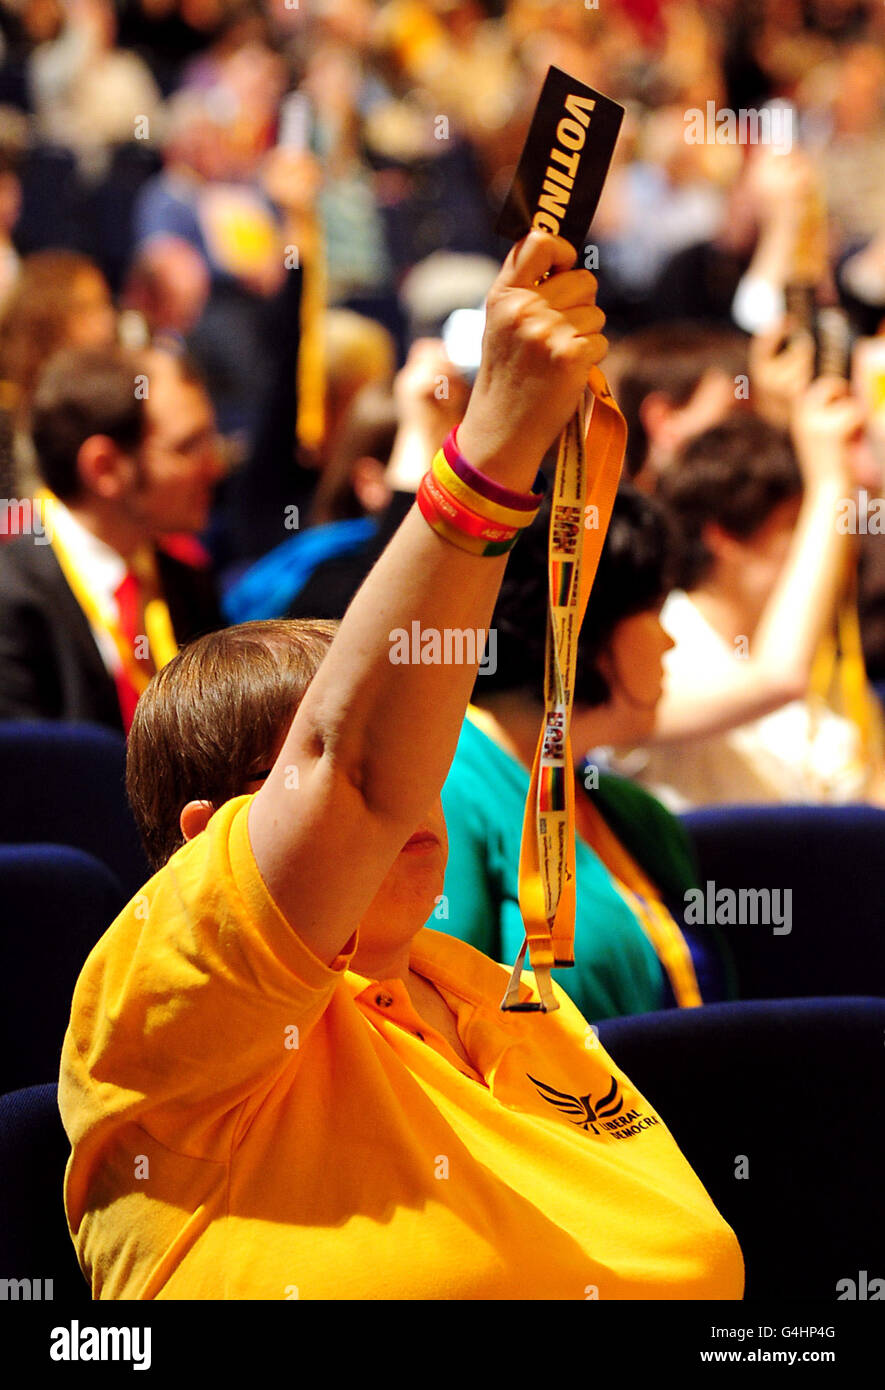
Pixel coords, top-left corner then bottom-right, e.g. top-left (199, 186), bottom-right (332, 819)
top-left (0, 344), bottom-right (224, 732)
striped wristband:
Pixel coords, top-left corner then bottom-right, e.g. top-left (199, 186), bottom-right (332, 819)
top-left (416, 480), bottom-right (520, 556)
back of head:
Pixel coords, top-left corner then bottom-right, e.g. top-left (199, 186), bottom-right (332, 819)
top-left (0, 250), bottom-right (107, 411)
top-left (310, 381), bottom-right (398, 526)
top-left (322, 310), bottom-right (397, 461)
top-left (323, 310), bottom-right (396, 399)
top-left (606, 322), bottom-right (749, 476)
top-left (476, 483), bottom-right (679, 710)
top-left (127, 619), bottom-right (339, 871)
top-left (30, 344), bottom-right (147, 502)
top-left (658, 412), bottom-right (802, 590)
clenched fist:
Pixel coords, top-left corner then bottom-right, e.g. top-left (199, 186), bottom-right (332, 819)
top-left (457, 231), bottom-right (608, 482)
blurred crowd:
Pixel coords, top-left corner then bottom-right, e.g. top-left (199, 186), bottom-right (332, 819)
top-left (3, 4), bottom-right (885, 1312)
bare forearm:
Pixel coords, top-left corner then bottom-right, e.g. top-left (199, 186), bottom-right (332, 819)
top-left (292, 431), bottom-right (542, 826)
top-left (746, 214), bottom-right (796, 289)
top-left (295, 506), bottom-right (510, 823)
top-left (653, 481), bottom-right (851, 744)
top-left (753, 476), bottom-right (850, 685)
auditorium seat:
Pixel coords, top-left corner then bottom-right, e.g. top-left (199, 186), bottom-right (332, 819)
top-left (598, 997), bottom-right (885, 1300)
top-left (0, 721), bottom-right (151, 899)
top-left (680, 804), bottom-right (885, 1000)
top-left (0, 845), bottom-right (126, 1093)
top-left (0, 1083), bottom-right (91, 1303)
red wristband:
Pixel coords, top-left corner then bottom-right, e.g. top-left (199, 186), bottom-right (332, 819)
top-left (416, 480), bottom-right (519, 556)
top-left (419, 470), bottom-right (519, 543)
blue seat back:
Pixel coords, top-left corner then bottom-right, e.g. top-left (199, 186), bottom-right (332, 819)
top-left (0, 845), bottom-right (126, 1093)
top-left (0, 721), bottom-right (150, 899)
top-left (681, 804), bottom-right (885, 999)
top-left (599, 997), bottom-right (885, 1299)
top-left (0, 1083), bottom-right (91, 1302)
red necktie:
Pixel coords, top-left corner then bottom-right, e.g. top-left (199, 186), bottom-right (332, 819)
top-left (112, 571), bottom-right (142, 734)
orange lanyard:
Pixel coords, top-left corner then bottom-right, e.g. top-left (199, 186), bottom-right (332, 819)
top-left (502, 369), bottom-right (626, 1012)
top-left (573, 795), bottom-right (702, 1008)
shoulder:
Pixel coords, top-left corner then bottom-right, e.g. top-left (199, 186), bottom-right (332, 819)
top-left (0, 535), bottom-right (63, 598)
top-left (91, 795), bottom-right (285, 968)
top-left (413, 927), bottom-right (585, 1022)
top-left (595, 766), bottom-right (665, 817)
top-left (661, 590), bottom-right (729, 666)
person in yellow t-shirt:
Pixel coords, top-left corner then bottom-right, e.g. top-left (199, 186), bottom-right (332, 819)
top-left (59, 230), bottom-right (744, 1301)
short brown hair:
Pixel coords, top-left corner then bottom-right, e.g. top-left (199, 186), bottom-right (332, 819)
top-left (127, 619), bottom-right (338, 870)
top-left (31, 343), bottom-right (208, 501)
top-left (659, 413), bottom-right (801, 589)
top-left (31, 345), bottom-right (148, 501)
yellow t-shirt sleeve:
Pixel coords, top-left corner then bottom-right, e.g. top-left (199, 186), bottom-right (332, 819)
top-left (60, 795), bottom-right (357, 1160)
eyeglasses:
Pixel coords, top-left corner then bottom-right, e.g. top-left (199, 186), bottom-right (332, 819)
top-left (145, 427), bottom-right (225, 462)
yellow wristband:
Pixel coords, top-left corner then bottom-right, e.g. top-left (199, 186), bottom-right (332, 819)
top-left (431, 448), bottom-right (539, 529)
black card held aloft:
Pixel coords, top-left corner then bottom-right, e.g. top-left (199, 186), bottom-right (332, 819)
top-left (494, 67), bottom-right (625, 254)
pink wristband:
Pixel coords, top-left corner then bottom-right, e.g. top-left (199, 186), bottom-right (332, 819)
top-left (444, 427), bottom-right (547, 512)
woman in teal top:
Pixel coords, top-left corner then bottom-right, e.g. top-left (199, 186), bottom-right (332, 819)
top-left (428, 486), bottom-right (734, 1020)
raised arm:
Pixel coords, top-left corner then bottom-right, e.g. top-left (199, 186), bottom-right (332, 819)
top-left (248, 231), bottom-right (607, 963)
top-left (653, 377), bottom-right (865, 743)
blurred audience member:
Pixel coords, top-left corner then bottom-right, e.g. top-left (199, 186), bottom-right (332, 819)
top-left (399, 250), bottom-right (497, 340)
top-left (0, 248), bottom-right (116, 405)
top-left (309, 380), bottom-right (398, 528)
top-left (298, 36), bottom-right (393, 305)
top-left (122, 233), bottom-right (211, 342)
top-left (222, 381), bottom-right (399, 625)
top-left (808, 40), bottom-right (885, 248)
top-left (0, 105), bottom-right (25, 309)
top-left (321, 307), bottom-right (396, 466)
top-left (629, 389), bottom-right (885, 807)
top-left (29, 0), bottom-right (163, 179)
top-left (0, 249), bottom-right (117, 489)
top-left (285, 336), bottom-right (469, 620)
top-left (0, 344), bottom-right (223, 731)
top-left (606, 321), bottom-right (749, 484)
top-left (129, 74), bottom-right (299, 434)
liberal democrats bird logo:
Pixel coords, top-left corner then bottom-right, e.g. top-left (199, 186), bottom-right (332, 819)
top-left (527, 1072), bottom-right (623, 1133)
